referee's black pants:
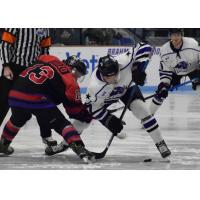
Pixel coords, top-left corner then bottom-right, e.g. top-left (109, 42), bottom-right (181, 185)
top-left (0, 63), bottom-right (26, 127)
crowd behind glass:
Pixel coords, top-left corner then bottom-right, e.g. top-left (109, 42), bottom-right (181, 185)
top-left (0, 28), bottom-right (200, 46)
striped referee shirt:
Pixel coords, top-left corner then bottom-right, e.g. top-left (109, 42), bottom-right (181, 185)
top-left (1, 28), bottom-right (51, 67)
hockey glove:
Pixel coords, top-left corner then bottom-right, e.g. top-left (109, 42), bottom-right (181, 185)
top-left (71, 109), bottom-right (92, 123)
top-left (156, 82), bottom-right (170, 98)
top-left (132, 62), bottom-right (147, 86)
top-left (132, 70), bottom-right (146, 86)
top-left (100, 113), bottom-right (124, 136)
top-left (65, 105), bottom-right (92, 123)
top-left (192, 78), bottom-right (200, 90)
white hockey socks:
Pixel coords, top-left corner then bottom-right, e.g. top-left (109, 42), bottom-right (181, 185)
top-left (149, 96), bottom-right (164, 115)
top-left (141, 115), bottom-right (163, 144)
top-left (129, 100), bottom-right (164, 144)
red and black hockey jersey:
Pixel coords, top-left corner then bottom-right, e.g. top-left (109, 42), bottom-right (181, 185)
top-left (8, 55), bottom-right (84, 117)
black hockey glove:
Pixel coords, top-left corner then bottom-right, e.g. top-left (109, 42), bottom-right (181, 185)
top-left (156, 82), bottom-right (170, 98)
top-left (100, 113), bottom-right (124, 136)
top-left (132, 69), bottom-right (146, 86)
top-left (132, 62), bottom-right (147, 86)
top-left (192, 78), bottom-right (200, 90)
top-left (71, 109), bottom-right (92, 123)
top-left (66, 105), bottom-right (92, 123)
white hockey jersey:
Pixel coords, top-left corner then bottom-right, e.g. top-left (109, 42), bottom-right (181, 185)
top-left (85, 43), bottom-right (152, 120)
top-left (159, 37), bottom-right (200, 83)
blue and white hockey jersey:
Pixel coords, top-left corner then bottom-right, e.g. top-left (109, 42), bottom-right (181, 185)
top-left (85, 43), bottom-right (152, 120)
top-left (159, 37), bottom-right (200, 84)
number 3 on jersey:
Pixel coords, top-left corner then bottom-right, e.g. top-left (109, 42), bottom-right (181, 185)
top-left (20, 64), bottom-right (54, 84)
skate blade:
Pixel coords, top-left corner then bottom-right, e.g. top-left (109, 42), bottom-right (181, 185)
top-left (151, 157), bottom-right (171, 163)
top-left (45, 145), bottom-right (69, 156)
top-left (162, 156), bottom-right (171, 162)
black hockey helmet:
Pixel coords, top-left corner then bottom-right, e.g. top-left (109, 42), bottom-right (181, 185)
top-left (169, 28), bottom-right (184, 35)
top-left (63, 55), bottom-right (87, 75)
top-left (97, 55), bottom-right (119, 77)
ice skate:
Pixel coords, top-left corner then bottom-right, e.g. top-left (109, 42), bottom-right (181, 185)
top-left (0, 138), bottom-right (14, 155)
top-left (43, 137), bottom-right (58, 156)
top-left (69, 141), bottom-right (95, 164)
top-left (156, 140), bottom-right (171, 159)
top-left (45, 140), bottom-right (69, 156)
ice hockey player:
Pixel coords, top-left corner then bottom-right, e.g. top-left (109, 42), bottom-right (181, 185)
top-left (0, 54), bottom-right (94, 163)
top-left (149, 28), bottom-right (200, 115)
top-left (56, 43), bottom-right (171, 159)
top-left (42, 55), bottom-right (88, 155)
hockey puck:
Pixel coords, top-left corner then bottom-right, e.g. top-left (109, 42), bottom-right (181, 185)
top-left (143, 158), bottom-right (152, 162)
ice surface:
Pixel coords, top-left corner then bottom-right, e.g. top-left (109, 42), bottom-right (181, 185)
top-left (0, 93), bottom-right (200, 170)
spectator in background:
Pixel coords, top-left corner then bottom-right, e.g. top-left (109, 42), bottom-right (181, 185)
top-left (83, 28), bottom-right (134, 45)
top-left (50, 29), bottom-right (80, 45)
top-left (84, 28), bottom-right (104, 45)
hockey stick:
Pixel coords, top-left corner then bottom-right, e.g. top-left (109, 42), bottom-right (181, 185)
top-left (93, 58), bottom-right (152, 160)
top-left (108, 78), bottom-right (199, 113)
top-left (93, 82), bottom-right (139, 160)
top-left (144, 78), bottom-right (198, 100)
top-left (169, 78), bottom-right (199, 91)
top-left (108, 106), bottom-right (125, 114)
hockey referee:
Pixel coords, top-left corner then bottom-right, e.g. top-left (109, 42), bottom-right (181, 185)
top-left (0, 28), bottom-right (52, 126)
